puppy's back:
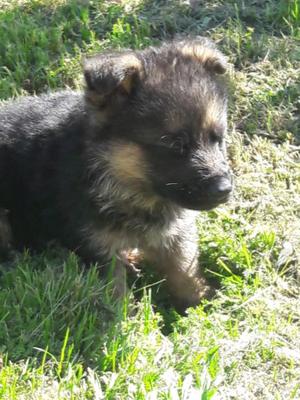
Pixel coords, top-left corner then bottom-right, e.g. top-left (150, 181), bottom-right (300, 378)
top-left (0, 91), bottom-right (89, 248)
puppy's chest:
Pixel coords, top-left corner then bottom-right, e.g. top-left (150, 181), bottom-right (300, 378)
top-left (88, 209), bottom-right (180, 256)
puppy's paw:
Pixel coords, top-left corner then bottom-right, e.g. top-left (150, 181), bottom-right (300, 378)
top-left (119, 248), bottom-right (143, 276)
top-left (171, 279), bottom-right (216, 313)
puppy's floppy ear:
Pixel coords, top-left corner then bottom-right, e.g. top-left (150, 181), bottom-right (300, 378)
top-left (84, 51), bottom-right (144, 106)
top-left (176, 38), bottom-right (227, 74)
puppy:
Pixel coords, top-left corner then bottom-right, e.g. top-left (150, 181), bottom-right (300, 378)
top-left (0, 38), bottom-right (232, 309)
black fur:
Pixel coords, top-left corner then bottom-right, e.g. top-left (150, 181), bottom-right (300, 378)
top-left (0, 39), bottom-right (232, 308)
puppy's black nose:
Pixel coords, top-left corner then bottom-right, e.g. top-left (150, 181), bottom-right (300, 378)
top-left (207, 176), bottom-right (232, 198)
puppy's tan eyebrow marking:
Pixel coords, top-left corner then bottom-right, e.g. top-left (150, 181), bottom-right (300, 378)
top-left (201, 97), bottom-right (225, 130)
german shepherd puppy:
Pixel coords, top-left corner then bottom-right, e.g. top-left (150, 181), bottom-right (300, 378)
top-left (0, 38), bottom-right (232, 310)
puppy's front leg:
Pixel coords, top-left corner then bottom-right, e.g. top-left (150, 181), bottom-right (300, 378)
top-left (145, 212), bottom-right (213, 310)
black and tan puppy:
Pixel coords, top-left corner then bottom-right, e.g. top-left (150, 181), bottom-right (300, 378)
top-left (0, 38), bottom-right (232, 309)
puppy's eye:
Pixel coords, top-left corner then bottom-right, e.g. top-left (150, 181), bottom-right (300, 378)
top-left (171, 137), bottom-right (186, 154)
top-left (161, 132), bottom-right (189, 155)
top-left (209, 130), bottom-right (223, 145)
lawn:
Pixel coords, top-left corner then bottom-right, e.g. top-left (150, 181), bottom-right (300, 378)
top-left (0, 0), bottom-right (299, 399)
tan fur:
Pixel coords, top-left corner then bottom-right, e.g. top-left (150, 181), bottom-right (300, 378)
top-left (84, 53), bottom-right (143, 111)
top-left (109, 142), bottom-right (147, 183)
top-left (83, 209), bottom-right (212, 310)
top-left (106, 142), bottom-right (161, 210)
top-left (85, 91), bottom-right (106, 108)
top-left (83, 209), bottom-right (192, 259)
top-left (118, 53), bottom-right (143, 73)
top-left (118, 54), bottom-right (144, 93)
top-left (86, 140), bottom-right (160, 211)
top-left (142, 210), bottom-right (213, 308)
top-left (179, 43), bottom-right (227, 74)
top-left (202, 96), bottom-right (226, 132)
top-left (85, 225), bottom-right (135, 259)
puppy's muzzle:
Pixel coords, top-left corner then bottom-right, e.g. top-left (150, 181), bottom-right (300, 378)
top-left (205, 174), bottom-right (233, 203)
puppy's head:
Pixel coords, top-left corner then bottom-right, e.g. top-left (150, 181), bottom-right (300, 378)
top-left (84, 38), bottom-right (232, 211)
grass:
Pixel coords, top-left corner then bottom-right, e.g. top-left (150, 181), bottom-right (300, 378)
top-left (0, 0), bottom-right (299, 398)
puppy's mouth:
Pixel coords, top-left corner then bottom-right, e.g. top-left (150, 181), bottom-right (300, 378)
top-left (196, 194), bottom-right (231, 210)
top-left (180, 194), bottom-right (231, 211)
top-left (157, 181), bottom-right (232, 211)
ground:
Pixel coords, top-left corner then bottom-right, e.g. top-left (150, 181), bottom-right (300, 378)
top-left (0, 1), bottom-right (299, 399)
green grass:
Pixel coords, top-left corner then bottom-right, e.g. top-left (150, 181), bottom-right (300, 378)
top-left (0, 0), bottom-right (300, 398)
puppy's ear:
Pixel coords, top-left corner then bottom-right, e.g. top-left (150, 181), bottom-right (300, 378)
top-left (84, 52), bottom-right (144, 106)
top-left (176, 38), bottom-right (227, 74)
